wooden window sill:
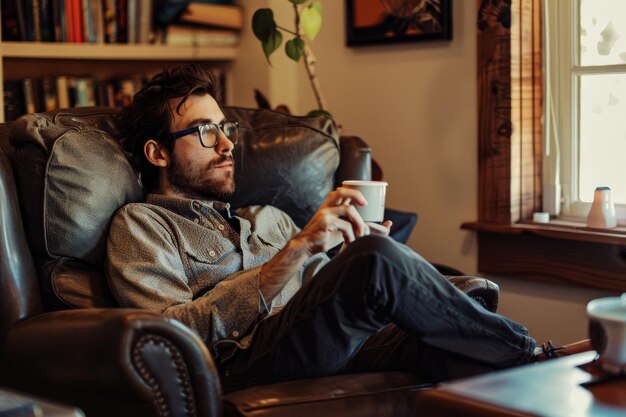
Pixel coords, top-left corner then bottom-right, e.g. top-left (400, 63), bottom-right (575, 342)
top-left (462, 220), bottom-right (626, 245)
top-left (462, 221), bottom-right (626, 292)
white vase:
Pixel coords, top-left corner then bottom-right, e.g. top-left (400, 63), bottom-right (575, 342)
top-left (586, 187), bottom-right (617, 228)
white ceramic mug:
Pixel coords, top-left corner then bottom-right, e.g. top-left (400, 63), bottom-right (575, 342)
top-left (587, 294), bottom-right (626, 374)
top-left (341, 180), bottom-right (387, 222)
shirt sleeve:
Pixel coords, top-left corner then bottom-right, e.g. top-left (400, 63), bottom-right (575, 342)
top-left (106, 204), bottom-right (262, 357)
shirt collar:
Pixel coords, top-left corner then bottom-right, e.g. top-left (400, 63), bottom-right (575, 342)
top-left (146, 193), bottom-right (231, 219)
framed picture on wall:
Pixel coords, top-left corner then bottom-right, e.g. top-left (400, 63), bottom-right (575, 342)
top-left (346, 0), bottom-right (452, 47)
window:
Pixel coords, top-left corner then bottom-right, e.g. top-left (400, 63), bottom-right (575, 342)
top-left (545, 0), bottom-right (626, 222)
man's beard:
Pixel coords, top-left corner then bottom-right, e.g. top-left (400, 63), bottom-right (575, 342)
top-left (167, 153), bottom-right (236, 201)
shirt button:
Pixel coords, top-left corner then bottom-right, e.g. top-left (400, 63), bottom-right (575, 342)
top-left (232, 331), bottom-right (239, 337)
top-left (209, 250), bottom-right (216, 257)
top-left (218, 224), bottom-right (225, 231)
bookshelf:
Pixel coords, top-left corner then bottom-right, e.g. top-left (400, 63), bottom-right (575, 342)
top-left (0, 0), bottom-right (245, 123)
top-left (0, 41), bottom-right (238, 122)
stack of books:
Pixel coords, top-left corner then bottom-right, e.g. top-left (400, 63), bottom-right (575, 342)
top-left (0, 0), bottom-right (156, 44)
top-left (163, 2), bottom-right (243, 47)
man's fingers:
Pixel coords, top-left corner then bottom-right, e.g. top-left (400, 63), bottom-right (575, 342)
top-left (366, 221), bottom-right (393, 236)
top-left (332, 217), bottom-right (355, 243)
top-left (341, 204), bottom-right (369, 237)
top-left (333, 205), bottom-right (369, 238)
top-left (327, 188), bottom-right (367, 207)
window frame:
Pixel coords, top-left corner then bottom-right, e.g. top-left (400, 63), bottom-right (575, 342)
top-left (545, 0), bottom-right (626, 222)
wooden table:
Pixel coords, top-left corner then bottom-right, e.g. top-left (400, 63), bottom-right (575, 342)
top-left (417, 351), bottom-right (626, 417)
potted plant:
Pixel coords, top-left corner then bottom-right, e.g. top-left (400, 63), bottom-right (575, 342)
top-left (252, 0), bottom-right (328, 116)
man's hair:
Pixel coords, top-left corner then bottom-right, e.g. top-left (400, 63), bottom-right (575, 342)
top-left (118, 64), bottom-right (219, 192)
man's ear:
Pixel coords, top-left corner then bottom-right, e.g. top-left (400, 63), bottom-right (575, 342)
top-left (144, 139), bottom-right (170, 167)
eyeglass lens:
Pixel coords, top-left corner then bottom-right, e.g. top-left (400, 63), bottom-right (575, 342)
top-left (200, 122), bottom-right (238, 147)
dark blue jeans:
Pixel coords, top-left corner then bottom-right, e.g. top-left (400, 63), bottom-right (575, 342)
top-left (220, 235), bottom-right (535, 391)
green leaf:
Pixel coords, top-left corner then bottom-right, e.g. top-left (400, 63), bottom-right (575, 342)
top-left (285, 39), bottom-right (300, 61)
top-left (262, 29), bottom-right (283, 64)
top-left (252, 8), bottom-right (275, 41)
top-left (310, 1), bottom-right (322, 14)
top-left (300, 3), bottom-right (322, 40)
top-left (294, 37), bottom-right (305, 52)
top-left (285, 37), bottom-right (305, 61)
top-left (288, 0), bottom-right (308, 4)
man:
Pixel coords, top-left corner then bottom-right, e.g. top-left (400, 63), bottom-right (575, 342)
top-left (107, 64), bottom-right (536, 391)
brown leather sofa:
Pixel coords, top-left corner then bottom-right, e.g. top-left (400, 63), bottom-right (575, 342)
top-left (0, 106), bottom-right (499, 417)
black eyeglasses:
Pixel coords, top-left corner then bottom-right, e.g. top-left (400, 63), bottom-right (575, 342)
top-left (168, 121), bottom-right (239, 148)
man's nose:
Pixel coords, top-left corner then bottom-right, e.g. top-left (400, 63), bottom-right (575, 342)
top-left (216, 130), bottom-right (235, 154)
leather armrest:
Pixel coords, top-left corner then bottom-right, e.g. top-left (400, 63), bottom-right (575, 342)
top-left (335, 136), bottom-right (372, 184)
top-left (6, 309), bottom-right (221, 417)
top-left (447, 276), bottom-right (500, 313)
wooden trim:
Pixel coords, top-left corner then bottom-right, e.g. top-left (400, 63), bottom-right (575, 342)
top-left (477, 0), bottom-right (513, 223)
top-left (463, 222), bottom-right (626, 292)
top-left (476, 0), bottom-right (543, 223)
top-left (0, 42), bottom-right (237, 60)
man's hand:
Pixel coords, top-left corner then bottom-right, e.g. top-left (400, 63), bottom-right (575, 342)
top-left (259, 187), bottom-right (370, 302)
top-left (295, 187), bottom-right (373, 255)
top-left (366, 221), bottom-right (393, 236)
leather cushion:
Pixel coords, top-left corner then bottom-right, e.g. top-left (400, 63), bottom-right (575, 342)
top-left (223, 106), bottom-right (339, 228)
top-left (10, 108), bottom-right (142, 264)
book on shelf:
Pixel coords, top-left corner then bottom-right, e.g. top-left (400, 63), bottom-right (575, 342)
top-left (92, 0), bottom-right (105, 42)
top-left (165, 25), bottom-right (239, 47)
top-left (40, 0), bottom-right (55, 41)
top-left (22, 0), bottom-right (36, 41)
top-left (3, 80), bottom-right (26, 122)
top-left (81, 0), bottom-right (95, 43)
top-left (116, 0), bottom-right (128, 43)
top-left (52, 0), bottom-right (67, 42)
top-left (64, 0), bottom-right (74, 41)
top-left (126, 0), bottom-right (137, 42)
top-left (138, 0), bottom-right (153, 44)
top-left (42, 76), bottom-right (59, 111)
top-left (1, 0), bottom-right (25, 41)
top-left (74, 77), bottom-right (96, 106)
top-left (103, 0), bottom-right (117, 42)
top-left (22, 78), bottom-right (44, 113)
top-left (69, 0), bottom-right (85, 43)
top-left (178, 2), bottom-right (243, 30)
top-left (56, 76), bottom-right (70, 108)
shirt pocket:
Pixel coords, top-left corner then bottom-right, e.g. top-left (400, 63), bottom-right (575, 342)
top-left (255, 230), bottom-right (286, 250)
top-left (184, 241), bottom-right (240, 286)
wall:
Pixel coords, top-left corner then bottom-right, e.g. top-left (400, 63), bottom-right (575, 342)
top-left (232, 1), bottom-right (614, 346)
